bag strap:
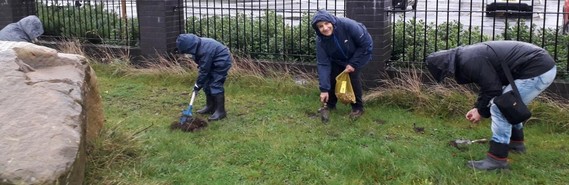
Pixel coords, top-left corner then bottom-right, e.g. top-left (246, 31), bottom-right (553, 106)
top-left (500, 61), bottom-right (522, 99)
top-left (484, 43), bottom-right (523, 99)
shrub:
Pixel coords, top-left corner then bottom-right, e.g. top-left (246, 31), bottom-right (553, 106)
top-left (392, 17), bottom-right (490, 65)
top-left (185, 11), bottom-right (316, 62)
top-left (36, 2), bottom-right (139, 46)
top-left (392, 16), bottom-right (568, 79)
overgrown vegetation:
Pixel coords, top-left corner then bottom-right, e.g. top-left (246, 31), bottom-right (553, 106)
top-left (391, 17), bottom-right (569, 79)
top-left (391, 18), bottom-right (491, 64)
top-left (81, 47), bottom-right (569, 184)
top-left (37, 2), bottom-right (139, 46)
top-left (35, 5), bottom-right (568, 76)
top-left (185, 11), bottom-right (317, 62)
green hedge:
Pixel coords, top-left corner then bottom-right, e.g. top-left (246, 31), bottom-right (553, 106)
top-left (392, 17), bottom-right (568, 79)
top-left (185, 11), bottom-right (316, 63)
top-left (37, 3), bottom-right (139, 46)
top-left (391, 18), bottom-right (490, 66)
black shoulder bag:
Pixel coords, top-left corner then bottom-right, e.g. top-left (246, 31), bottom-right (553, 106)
top-left (493, 62), bottom-right (532, 124)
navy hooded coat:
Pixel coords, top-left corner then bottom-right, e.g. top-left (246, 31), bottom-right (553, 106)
top-left (311, 10), bottom-right (373, 92)
top-left (0, 15), bottom-right (44, 42)
top-left (176, 34), bottom-right (232, 95)
top-left (425, 41), bottom-right (555, 117)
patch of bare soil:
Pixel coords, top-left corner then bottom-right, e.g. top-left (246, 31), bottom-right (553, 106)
top-left (170, 118), bottom-right (208, 132)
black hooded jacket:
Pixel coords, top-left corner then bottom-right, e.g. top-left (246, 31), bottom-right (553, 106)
top-left (425, 41), bottom-right (555, 117)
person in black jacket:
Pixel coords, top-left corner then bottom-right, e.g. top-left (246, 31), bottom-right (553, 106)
top-left (425, 41), bottom-right (557, 170)
top-left (311, 10), bottom-right (373, 118)
top-left (176, 34), bottom-right (232, 121)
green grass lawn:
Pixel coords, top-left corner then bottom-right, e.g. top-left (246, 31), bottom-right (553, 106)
top-left (86, 63), bottom-right (569, 184)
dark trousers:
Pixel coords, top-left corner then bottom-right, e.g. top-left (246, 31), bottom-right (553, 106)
top-left (328, 62), bottom-right (364, 110)
top-left (203, 59), bottom-right (232, 95)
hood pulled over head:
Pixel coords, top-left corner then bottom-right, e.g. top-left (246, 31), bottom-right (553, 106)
top-left (176, 34), bottom-right (201, 55)
top-left (424, 48), bottom-right (458, 83)
top-left (311, 10), bottom-right (337, 37)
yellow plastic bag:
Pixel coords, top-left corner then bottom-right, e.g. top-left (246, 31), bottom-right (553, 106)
top-left (335, 71), bottom-right (356, 104)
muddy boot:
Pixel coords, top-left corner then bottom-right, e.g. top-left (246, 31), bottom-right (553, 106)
top-left (509, 141), bottom-right (526, 154)
top-left (197, 94), bottom-right (215, 114)
top-left (509, 128), bottom-right (526, 154)
top-left (209, 93), bottom-right (226, 121)
top-left (349, 109), bottom-right (364, 119)
top-left (467, 141), bottom-right (509, 170)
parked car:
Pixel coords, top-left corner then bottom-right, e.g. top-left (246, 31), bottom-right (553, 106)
top-left (485, 0), bottom-right (533, 18)
top-left (392, 0), bottom-right (417, 10)
top-left (563, 0), bottom-right (569, 33)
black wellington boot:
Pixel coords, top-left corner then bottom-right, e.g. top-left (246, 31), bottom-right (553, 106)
top-left (197, 94), bottom-right (215, 114)
top-left (510, 128), bottom-right (526, 154)
top-left (467, 141), bottom-right (510, 170)
top-left (209, 93), bottom-right (227, 121)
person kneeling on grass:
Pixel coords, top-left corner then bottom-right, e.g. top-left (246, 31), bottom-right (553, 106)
top-left (425, 40), bottom-right (556, 170)
top-left (176, 34), bottom-right (232, 121)
top-left (311, 10), bottom-right (373, 118)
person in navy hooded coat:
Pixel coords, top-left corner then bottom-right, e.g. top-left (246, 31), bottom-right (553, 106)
top-left (311, 10), bottom-right (373, 118)
top-left (176, 34), bottom-right (232, 121)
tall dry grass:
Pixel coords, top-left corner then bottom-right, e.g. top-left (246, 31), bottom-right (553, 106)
top-left (57, 39), bottom-right (85, 56)
top-left (529, 95), bottom-right (569, 130)
top-left (365, 67), bottom-right (569, 131)
top-left (228, 55), bottom-right (317, 85)
top-left (365, 68), bottom-right (477, 118)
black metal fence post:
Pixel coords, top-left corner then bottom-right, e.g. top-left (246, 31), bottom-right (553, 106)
top-left (136, 0), bottom-right (183, 60)
top-left (345, 0), bottom-right (392, 89)
top-left (0, 0), bottom-right (36, 29)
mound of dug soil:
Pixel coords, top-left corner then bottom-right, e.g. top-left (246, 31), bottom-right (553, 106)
top-left (170, 118), bottom-right (208, 132)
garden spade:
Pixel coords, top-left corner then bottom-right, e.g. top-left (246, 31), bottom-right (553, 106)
top-left (179, 90), bottom-right (197, 125)
top-left (449, 138), bottom-right (488, 149)
top-left (319, 102), bottom-right (329, 124)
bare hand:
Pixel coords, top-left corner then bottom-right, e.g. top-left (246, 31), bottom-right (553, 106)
top-left (320, 92), bottom-right (329, 103)
top-left (344, 65), bottom-right (355, 73)
top-left (466, 108), bottom-right (481, 124)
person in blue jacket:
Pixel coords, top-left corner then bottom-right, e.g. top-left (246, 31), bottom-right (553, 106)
top-left (176, 34), bottom-right (232, 121)
top-left (311, 10), bottom-right (373, 118)
top-left (0, 15), bottom-right (44, 42)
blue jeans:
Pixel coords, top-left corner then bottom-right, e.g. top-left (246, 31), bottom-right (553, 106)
top-left (489, 66), bottom-right (557, 144)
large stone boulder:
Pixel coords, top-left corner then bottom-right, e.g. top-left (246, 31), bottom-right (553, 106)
top-left (0, 41), bottom-right (104, 185)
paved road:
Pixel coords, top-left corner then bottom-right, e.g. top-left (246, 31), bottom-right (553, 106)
top-left (182, 0), bottom-right (344, 26)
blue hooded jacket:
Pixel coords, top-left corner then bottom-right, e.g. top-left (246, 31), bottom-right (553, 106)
top-left (0, 15), bottom-right (44, 42)
top-left (176, 34), bottom-right (232, 89)
top-left (311, 10), bottom-right (373, 92)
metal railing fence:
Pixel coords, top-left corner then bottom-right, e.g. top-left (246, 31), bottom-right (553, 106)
top-left (32, 0), bottom-right (139, 46)
top-left (388, 0), bottom-right (569, 78)
top-left (177, 0), bottom-right (344, 62)
top-left (18, 0), bottom-right (568, 77)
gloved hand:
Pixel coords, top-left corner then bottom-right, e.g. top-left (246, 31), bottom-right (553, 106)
top-left (193, 84), bottom-right (201, 92)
